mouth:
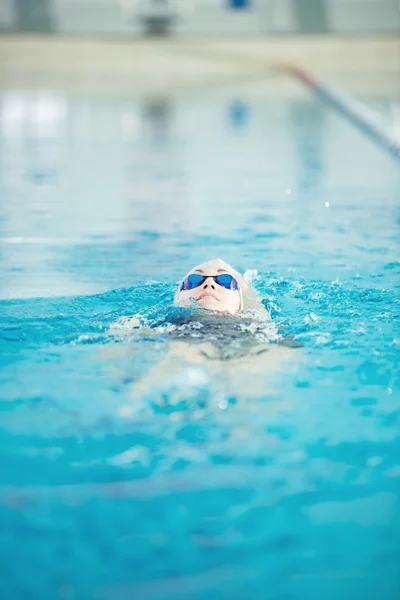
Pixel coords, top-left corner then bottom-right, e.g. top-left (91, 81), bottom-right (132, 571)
top-left (197, 292), bottom-right (220, 302)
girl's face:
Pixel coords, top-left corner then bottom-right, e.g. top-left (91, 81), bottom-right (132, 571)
top-left (177, 267), bottom-right (241, 315)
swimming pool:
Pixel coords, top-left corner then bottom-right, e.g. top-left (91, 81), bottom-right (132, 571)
top-left (0, 82), bottom-right (399, 599)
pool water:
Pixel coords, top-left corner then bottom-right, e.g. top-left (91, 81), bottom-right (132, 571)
top-left (0, 84), bottom-right (399, 599)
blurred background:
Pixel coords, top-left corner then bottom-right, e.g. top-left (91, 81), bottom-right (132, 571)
top-left (0, 0), bottom-right (399, 35)
top-left (0, 1), bottom-right (399, 298)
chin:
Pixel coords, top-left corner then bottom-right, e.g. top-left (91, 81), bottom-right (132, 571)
top-left (198, 298), bottom-right (224, 311)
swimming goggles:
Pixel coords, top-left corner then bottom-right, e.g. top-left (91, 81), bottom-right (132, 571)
top-left (180, 273), bottom-right (240, 292)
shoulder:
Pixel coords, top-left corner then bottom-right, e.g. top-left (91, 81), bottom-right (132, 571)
top-left (114, 315), bottom-right (143, 329)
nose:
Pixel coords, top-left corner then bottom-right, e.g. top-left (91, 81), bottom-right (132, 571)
top-left (202, 277), bottom-right (216, 290)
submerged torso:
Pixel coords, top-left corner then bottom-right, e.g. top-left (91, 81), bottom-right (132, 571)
top-left (155, 310), bottom-right (281, 360)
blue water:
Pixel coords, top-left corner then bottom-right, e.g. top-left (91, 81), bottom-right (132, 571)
top-left (0, 88), bottom-right (399, 599)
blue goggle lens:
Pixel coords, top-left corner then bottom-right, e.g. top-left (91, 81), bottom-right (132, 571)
top-left (181, 273), bottom-right (239, 292)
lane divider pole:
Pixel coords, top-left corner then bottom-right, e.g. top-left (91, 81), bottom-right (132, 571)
top-left (280, 63), bottom-right (400, 162)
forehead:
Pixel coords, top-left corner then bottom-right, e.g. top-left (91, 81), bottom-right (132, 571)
top-left (193, 268), bottom-right (228, 275)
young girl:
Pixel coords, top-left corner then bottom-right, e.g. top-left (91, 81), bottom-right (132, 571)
top-left (116, 259), bottom-right (299, 410)
top-left (119, 258), bottom-right (279, 356)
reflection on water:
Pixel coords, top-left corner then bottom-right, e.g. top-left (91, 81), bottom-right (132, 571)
top-left (290, 99), bottom-right (325, 192)
top-left (0, 83), bottom-right (399, 600)
top-left (0, 87), bottom-right (398, 298)
top-left (142, 97), bottom-right (173, 144)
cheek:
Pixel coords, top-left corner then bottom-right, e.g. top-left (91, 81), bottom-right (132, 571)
top-left (230, 292), bottom-right (241, 310)
top-left (178, 290), bottom-right (196, 303)
top-left (220, 290), bottom-right (239, 307)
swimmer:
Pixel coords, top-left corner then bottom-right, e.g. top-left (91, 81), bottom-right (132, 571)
top-left (120, 257), bottom-right (272, 326)
top-left (111, 259), bottom-right (301, 411)
top-left (176, 258), bottom-right (247, 315)
top-left (161, 258), bottom-right (281, 360)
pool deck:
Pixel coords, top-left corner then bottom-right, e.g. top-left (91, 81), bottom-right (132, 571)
top-left (0, 34), bottom-right (399, 98)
